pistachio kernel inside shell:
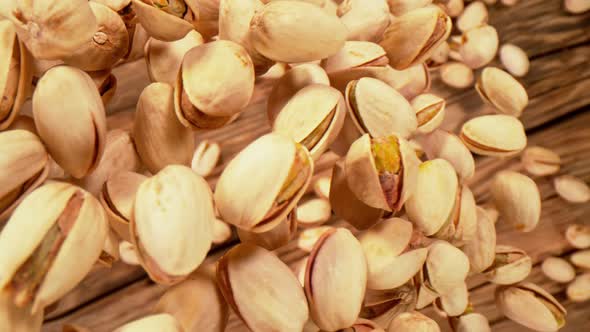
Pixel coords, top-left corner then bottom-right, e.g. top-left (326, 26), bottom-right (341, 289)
top-left (347, 80), bottom-right (369, 133)
top-left (371, 136), bottom-right (403, 211)
top-left (300, 107), bottom-right (337, 151)
top-left (459, 131), bottom-right (515, 153)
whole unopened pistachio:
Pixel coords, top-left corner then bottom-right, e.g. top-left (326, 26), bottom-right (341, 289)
top-left (541, 257), bottom-right (576, 283)
top-left (215, 133), bottom-right (313, 233)
top-left (424, 240), bottom-right (470, 295)
top-left (33, 65), bottom-right (107, 179)
top-left (297, 226), bottom-right (334, 253)
top-left (484, 245), bottom-right (532, 284)
top-left (380, 6), bottom-right (452, 70)
top-left (454, 25), bottom-right (498, 69)
top-left (456, 1), bottom-right (488, 32)
top-left (418, 130), bottom-right (475, 181)
top-left (411, 94), bottom-right (446, 134)
top-left (191, 140), bottom-right (220, 177)
top-left (387, 311), bottom-right (440, 332)
top-left (476, 67), bottom-right (529, 117)
top-left (114, 313), bottom-right (183, 332)
top-left (570, 249), bottom-right (590, 269)
top-left (553, 174), bottom-right (590, 203)
top-left (463, 207), bottom-right (497, 274)
top-left (0, 182), bottom-right (108, 313)
top-left (451, 312), bottom-right (491, 332)
top-left (564, 0), bottom-right (590, 13)
top-left (460, 114), bottom-right (527, 157)
top-left (565, 224), bottom-right (590, 249)
top-left (0, 288), bottom-right (43, 332)
top-left (566, 273), bottom-right (590, 302)
top-left (305, 228), bottom-right (367, 331)
top-left (495, 282), bottom-right (566, 332)
top-left (321, 41), bottom-right (388, 74)
top-left (440, 62), bottom-right (474, 89)
top-left (313, 175), bottom-right (331, 200)
top-left (135, 82), bottom-right (195, 173)
top-left (131, 0), bottom-right (198, 42)
top-left (387, 0), bottom-right (433, 16)
top-left (499, 44), bottom-right (530, 77)
top-left (337, 0), bottom-right (391, 42)
top-left (155, 266), bottom-right (229, 332)
top-left (521, 146), bottom-right (561, 176)
top-left (217, 243), bottom-right (309, 332)
top-left (296, 198), bottom-right (332, 227)
top-left (491, 171), bottom-right (541, 232)
top-left (249, 1), bottom-right (347, 63)
top-left (434, 283), bottom-right (468, 317)
top-left (132, 165), bottom-right (215, 284)
top-left (237, 212), bottom-right (297, 250)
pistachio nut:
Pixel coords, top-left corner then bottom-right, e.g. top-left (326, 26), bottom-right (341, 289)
top-left (99, 171), bottom-right (147, 242)
top-left (191, 140), bottom-right (221, 177)
top-left (565, 224), bottom-right (590, 249)
top-left (345, 134), bottom-right (419, 212)
top-left (387, 0), bottom-right (433, 16)
top-left (114, 313), bottom-right (183, 332)
top-left (521, 146), bottom-right (561, 176)
top-left (460, 114), bottom-right (527, 157)
top-left (499, 43), bottom-right (530, 77)
top-left (98, 229), bottom-right (121, 267)
top-left (305, 228), bottom-right (367, 331)
top-left (296, 198), bottom-right (332, 227)
top-left (134, 82), bottom-right (195, 173)
top-left (491, 171), bottom-right (541, 232)
top-left (131, 165), bottom-right (215, 284)
top-left (553, 174), bottom-right (590, 203)
top-left (411, 94), bottom-right (446, 134)
top-left (155, 265), bottom-right (229, 332)
top-left (418, 130), bottom-right (475, 181)
top-left (5, 0), bottom-right (98, 60)
top-left (565, 0), bottom-right (590, 13)
top-left (484, 245), bottom-right (532, 285)
top-left (329, 161), bottom-right (384, 230)
top-left (361, 285), bottom-right (417, 329)
top-left (0, 130), bottom-right (49, 222)
top-left (451, 312), bottom-right (491, 332)
top-left (131, 0), bottom-right (198, 42)
top-left (33, 65), bottom-right (107, 179)
top-left (436, 0), bottom-right (465, 17)
top-left (107, 111), bottom-right (135, 132)
top-left (321, 41), bottom-right (388, 74)
top-left (217, 243), bottom-right (309, 332)
top-left (145, 30), bottom-right (204, 85)
top-left (434, 282), bottom-right (468, 317)
top-left (436, 184), bottom-right (477, 245)
top-left (416, 274), bottom-right (440, 309)
top-left (271, 84), bottom-right (346, 160)
top-left (566, 273), bottom-right (590, 302)
top-left (495, 282), bottom-right (566, 332)
top-left (174, 40), bottom-right (255, 130)
top-left (426, 41), bottom-right (450, 68)
top-left (297, 226), bottom-right (335, 253)
top-left (379, 6), bottom-right (452, 70)
top-left (541, 257), bottom-right (576, 283)
top-left (360, 218), bottom-right (428, 290)
top-left (237, 212), bottom-right (297, 251)
top-left (454, 25), bottom-right (499, 69)
top-left (570, 249), bottom-right (590, 270)
top-left (456, 1), bottom-right (488, 32)
top-left (0, 288), bottom-right (43, 332)
top-left (212, 218), bottom-right (232, 245)
top-left (0, 182), bottom-right (108, 313)
top-left (338, 0), bottom-right (391, 43)
top-left (119, 241), bottom-right (141, 266)
top-left (89, 70), bottom-right (118, 106)
top-left (462, 207), bottom-right (497, 274)
top-left (249, 1), bottom-right (347, 63)
top-left (424, 240), bottom-right (470, 295)
top-left (476, 67), bottom-right (529, 117)
top-left (440, 62), bottom-right (474, 89)
top-left (313, 175), bottom-right (331, 200)
top-left (387, 311), bottom-right (440, 332)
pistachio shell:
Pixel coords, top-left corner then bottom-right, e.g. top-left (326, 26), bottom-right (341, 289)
top-left (427, 41), bottom-right (450, 68)
top-left (553, 174), bottom-right (590, 204)
top-left (297, 225), bottom-right (335, 253)
top-left (305, 228), bottom-right (367, 331)
top-left (114, 313), bottom-right (183, 332)
top-left (440, 62), bottom-right (474, 89)
top-left (190, 0), bottom-right (220, 39)
top-left (387, 311), bottom-right (440, 332)
top-left (463, 207), bottom-right (497, 274)
top-left (476, 67), bottom-right (528, 117)
top-left (338, 0), bottom-right (391, 42)
top-left (321, 41), bottom-right (388, 74)
top-left (212, 218), bottom-right (232, 245)
top-left (0, 182), bottom-right (108, 314)
top-left (541, 257), bottom-right (576, 283)
top-left (296, 198), bottom-right (332, 227)
top-left (98, 229), bottom-right (121, 267)
top-left (131, 0), bottom-right (198, 42)
top-left (418, 130), bottom-right (475, 181)
top-left (89, 70), bottom-right (118, 106)
top-left (484, 245), bottom-right (532, 285)
top-left (313, 175), bottom-right (331, 200)
top-left (570, 249), bottom-right (590, 269)
top-left (457, 1), bottom-right (488, 32)
top-left (460, 114), bottom-right (527, 156)
top-left (119, 241), bottom-right (141, 266)
top-left (491, 171), bottom-right (541, 232)
top-left (387, 0), bottom-right (433, 16)
top-left (521, 146), bottom-right (561, 176)
top-left (565, 0), bottom-right (590, 13)
top-left (416, 280), bottom-right (439, 309)
top-left (411, 94), bottom-right (446, 134)
top-left (425, 240), bottom-right (469, 295)
top-left (499, 44), bottom-right (530, 77)
top-left (33, 65), bottom-right (107, 178)
top-left (249, 1), bottom-right (347, 63)
top-left (217, 243), bottom-right (309, 332)
top-left (191, 140), bottom-right (221, 177)
top-left (132, 165), bottom-right (215, 284)
top-left (457, 25), bottom-right (498, 69)
top-left (438, 0), bottom-right (465, 17)
top-left (435, 283), bottom-right (468, 317)
top-left (453, 313), bottom-right (491, 332)
top-left (0, 288), bottom-right (43, 332)
top-left (445, 184), bottom-right (477, 244)
top-left (565, 224), bottom-right (590, 249)
top-left (237, 212), bottom-right (297, 250)
top-left (566, 273), bottom-right (590, 302)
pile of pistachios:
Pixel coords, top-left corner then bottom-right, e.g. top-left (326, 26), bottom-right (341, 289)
top-left (0, 0), bottom-right (589, 331)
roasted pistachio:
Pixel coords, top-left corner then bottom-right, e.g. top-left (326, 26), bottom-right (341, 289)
top-left (361, 285), bottom-right (417, 329)
top-left (411, 94), bottom-right (446, 134)
top-left (424, 240), bottom-right (470, 295)
top-left (337, 0), bottom-right (391, 42)
top-left (114, 313), bottom-right (183, 332)
top-left (553, 174), bottom-right (590, 203)
top-left (436, 0), bottom-right (465, 17)
top-left (455, 25), bottom-right (498, 69)
top-left (297, 226), bottom-right (335, 253)
top-left (440, 62), bottom-right (474, 89)
top-left (484, 245), bottom-right (532, 285)
top-left (460, 114), bottom-right (527, 157)
top-left (212, 218), bottom-right (232, 245)
top-left (0, 288), bottom-right (43, 332)
top-left (462, 207), bottom-right (497, 274)
top-left (313, 175), bottom-right (331, 200)
top-left (321, 41), bottom-right (388, 74)
top-left (457, 1), bottom-right (488, 32)
top-left (570, 249), bottom-right (590, 270)
top-left (436, 184), bottom-right (477, 245)
top-left (521, 146), bottom-right (561, 176)
top-left (98, 229), bottom-right (121, 267)
top-left (296, 198), bottom-right (332, 227)
top-left (541, 257), bottom-right (576, 283)
top-left (387, 0), bottom-right (433, 16)
top-left (566, 273), bottom-right (590, 302)
top-left (565, 224), bottom-right (590, 249)
top-left (499, 43), bottom-right (530, 77)
top-left (434, 283), bottom-right (468, 317)
top-left (476, 67), bottom-right (529, 117)
top-left (131, 0), bottom-right (198, 42)
top-left (427, 41), bottom-right (450, 68)
top-left (237, 212), bottom-right (297, 250)
top-left (451, 312), bottom-right (491, 332)
top-left (418, 130), bottom-right (475, 181)
top-left (387, 311), bottom-right (440, 332)
top-left (191, 140), bottom-right (220, 177)
top-left (491, 171), bottom-right (541, 232)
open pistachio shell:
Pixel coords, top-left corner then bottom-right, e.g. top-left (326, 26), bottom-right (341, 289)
top-left (345, 134), bottom-right (419, 212)
top-left (237, 212), bottom-right (297, 251)
top-left (305, 228), bottom-right (367, 331)
top-left (189, 0), bottom-right (220, 40)
top-left (215, 133), bottom-right (313, 233)
top-left (321, 41), bottom-right (388, 74)
top-left (463, 207), bottom-right (497, 274)
top-left (380, 6), bottom-right (451, 70)
top-left (131, 0), bottom-right (198, 42)
top-left (387, 311), bottom-right (440, 332)
top-left (521, 146), bottom-right (561, 177)
top-left (457, 25), bottom-right (498, 69)
top-left (0, 182), bottom-right (108, 314)
top-left (131, 165), bottom-right (215, 284)
top-left (135, 82), bottom-right (195, 173)
top-left (434, 283), bottom-right (468, 317)
top-left (452, 312), bottom-right (491, 332)
top-left (460, 114), bottom-right (527, 157)
top-left (456, 1), bottom-right (488, 32)
top-left (98, 228), bottom-right (121, 267)
top-left (114, 313), bottom-right (183, 332)
top-left (484, 245), bottom-right (532, 285)
top-left (0, 288), bottom-right (43, 332)
top-left (217, 243), bottom-right (309, 332)
top-left (361, 285), bottom-right (417, 329)
top-left (418, 130), bottom-right (475, 181)
top-left (416, 276), bottom-right (440, 309)
top-left (491, 171), bottom-right (541, 232)
top-left (338, 0), bottom-right (391, 42)
top-left (476, 67), bottom-right (528, 117)
top-left (425, 240), bottom-right (470, 295)
top-left (33, 65), bottom-right (107, 179)
top-left (495, 282), bottom-right (566, 332)
top-left (6, 0), bottom-right (98, 60)
top-left (411, 94), bottom-right (446, 134)
top-left (437, 184), bottom-right (477, 245)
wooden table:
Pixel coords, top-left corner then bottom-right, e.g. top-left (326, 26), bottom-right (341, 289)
top-left (40, 0), bottom-right (590, 331)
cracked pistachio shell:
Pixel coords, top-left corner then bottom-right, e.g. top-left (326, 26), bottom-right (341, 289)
top-left (570, 249), bottom-right (590, 269)
top-left (434, 283), bottom-right (468, 317)
top-left (0, 21), bottom-right (32, 131)
top-left (33, 65), bottom-right (107, 179)
top-left (0, 182), bottom-right (108, 314)
top-left (329, 161), bottom-right (384, 230)
top-left (114, 313), bottom-right (183, 332)
top-left (64, 2), bottom-right (129, 71)
top-left (0, 288), bottom-right (43, 332)
top-left (271, 84), bottom-right (346, 160)
top-left (135, 82), bottom-right (195, 173)
top-left (484, 245), bottom-right (532, 285)
top-left (345, 134), bottom-right (419, 212)
top-left (305, 228), bottom-right (368, 331)
top-left (476, 67), bottom-right (528, 117)
top-left (553, 174), bottom-right (590, 204)
top-left (131, 165), bottom-right (215, 284)
top-left (440, 62), bottom-right (474, 89)
top-left (500, 44), bottom-right (530, 77)
top-left (380, 6), bottom-right (452, 70)
top-left (418, 130), bottom-right (475, 181)
top-left (453, 312), bottom-right (491, 332)
top-left (565, 224), bottom-right (590, 249)
top-left (416, 278), bottom-right (439, 310)
top-left (296, 198), bottom-right (332, 227)
top-left (463, 207), bottom-right (497, 274)
top-left (249, 1), bottom-right (347, 63)
top-left (191, 140), bottom-right (221, 177)
top-left (217, 243), bottom-right (309, 332)
top-left (0, 130), bottom-right (49, 222)
top-left (155, 265), bottom-right (229, 332)
top-left (491, 171), bottom-right (541, 232)
top-left (460, 115), bottom-right (527, 157)
top-left (426, 240), bottom-right (470, 295)
top-left (5, 0), bottom-right (98, 60)
top-left (89, 70), bottom-right (118, 106)
top-left (456, 1), bottom-right (488, 32)
top-left (387, 0), bottom-right (433, 16)
top-left (321, 41), bottom-right (388, 74)
top-left (360, 218), bottom-right (428, 290)
top-left (457, 25), bottom-right (498, 69)
top-left (541, 257), bottom-right (576, 283)
top-left (495, 282), bottom-right (566, 332)
top-left (436, 184), bottom-right (477, 244)
top-left (131, 0), bottom-right (198, 42)
top-left (215, 133), bottom-right (313, 233)
top-left (521, 146), bottom-right (561, 177)
top-left (145, 30), bottom-right (204, 85)
top-left (566, 273), bottom-right (590, 303)
top-left (411, 94), bottom-right (445, 134)
top-left (338, 0), bottom-right (391, 42)
top-left (361, 285), bottom-right (417, 328)
top-left (174, 40), bottom-right (255, 129)
top-left (237, 212), bottom-right (297, 250)
top-left (406, 159), bottom-right (458, 236)
top-left (387, 311), bottom-right (440, 332)
top-left (99, 171), bottom-right (147, 242)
